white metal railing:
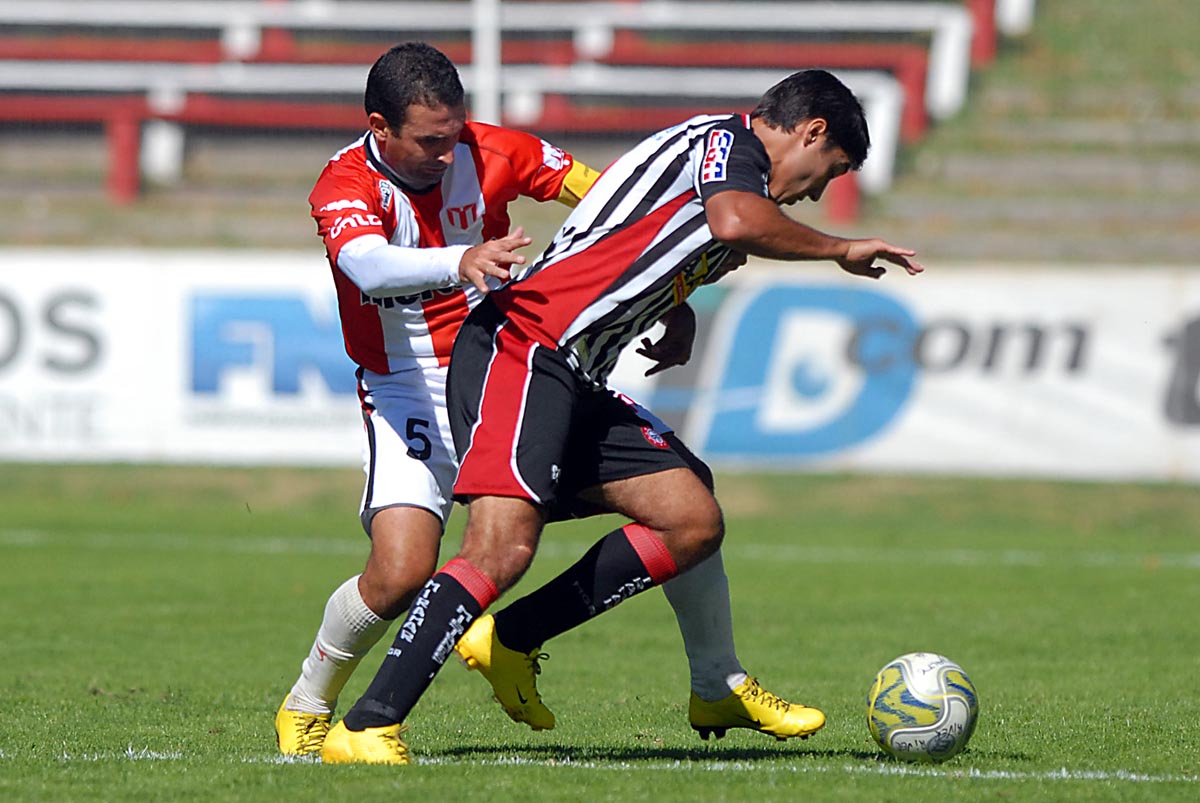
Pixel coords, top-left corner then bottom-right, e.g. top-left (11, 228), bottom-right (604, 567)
top-left (500, 64), bottom-right (903, 192)
top-left (0, 0), bottom-right (979, 119)
top-left (0, 59), bottom-right (903, 192)
top-left (0, 0), bottom-right (1038, 194)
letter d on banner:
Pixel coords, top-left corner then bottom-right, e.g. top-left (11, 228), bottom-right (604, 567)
top-left (694, 284), bottom-right (920, 461)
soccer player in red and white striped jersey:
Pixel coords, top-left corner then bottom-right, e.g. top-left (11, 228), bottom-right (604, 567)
top-left (324, 68), bottom-right (922, 762)
top-left (276, 42), bottom-right (593, 758)
top-left (308, 107), bottom-right (585, 377)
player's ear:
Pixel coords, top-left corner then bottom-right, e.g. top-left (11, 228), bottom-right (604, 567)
top-left (802, 118), bottom-right (828, 146)
top-left (367, 112), bottom-right (393, 143)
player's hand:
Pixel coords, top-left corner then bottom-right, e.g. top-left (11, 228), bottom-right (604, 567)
top-left (458, 227), bottom-right (534, 293)
top-left (837, 239), bottom-right (924, 279)
top-left (636, 303), bottom-right (697, 376)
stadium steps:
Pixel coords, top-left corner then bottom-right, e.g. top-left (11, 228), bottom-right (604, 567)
top-left (867, 146), bottom-right (1200, 263)
top-left (859, 60), bottom-right (1200, 264)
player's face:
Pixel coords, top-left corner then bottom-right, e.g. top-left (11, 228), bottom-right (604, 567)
top-left (370, 102), bottom-right (467, 190)
top-left (769, 120), bottom-right (853, 206)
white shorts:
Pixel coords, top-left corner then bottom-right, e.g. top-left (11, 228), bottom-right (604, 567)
top-left (357, 367), bottom-right (458, 534)
top-left (355, 367), bottom-right (669, 536)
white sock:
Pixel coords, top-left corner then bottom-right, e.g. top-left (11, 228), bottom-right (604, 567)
top-left (660, 549), bottom-right (747, 702)
top-left (286, 575), bottom-right (390, 715)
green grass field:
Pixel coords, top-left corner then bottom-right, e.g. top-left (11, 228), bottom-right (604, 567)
top-left (2, 465), bottom-right (1198, 801)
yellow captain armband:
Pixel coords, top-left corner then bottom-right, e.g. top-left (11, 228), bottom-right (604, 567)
top-left (556, 160), bottom-right (601, 207)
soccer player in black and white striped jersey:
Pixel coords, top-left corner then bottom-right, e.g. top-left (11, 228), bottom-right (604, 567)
top-left (325, 69), bottom-right (923, 762)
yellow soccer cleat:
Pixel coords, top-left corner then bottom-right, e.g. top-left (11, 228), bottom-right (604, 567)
top-left (275, 695), bottom-right (332, 756)
top-left (320, 720), bottom-right (410, 765)
top-left (454, 614), bottom-right (555, 731)
top-left (689, 677), bottom-right (826, 742)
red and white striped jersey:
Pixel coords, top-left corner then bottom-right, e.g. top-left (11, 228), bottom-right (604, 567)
top-left (310, 122), bottom-right (576, 374)
top-left (492, 114), bottom-right (771, 384)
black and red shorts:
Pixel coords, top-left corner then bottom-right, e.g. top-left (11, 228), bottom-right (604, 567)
top-left (449, 298), bottom-right (689, 508)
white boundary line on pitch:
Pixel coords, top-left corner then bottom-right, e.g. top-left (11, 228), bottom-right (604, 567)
top-left (20, 748), bottom-right (1199, 784)
top-left (55, 746), bottom-right (185, 762)
top-left (416, 756), bottom-right (1200, 784)
top-left (266, 753), bottom-right (1199, 784)
top-left (261, 754), bottom-right (1191, 784)
top-left (4, 528), bottom-right (1200, 570)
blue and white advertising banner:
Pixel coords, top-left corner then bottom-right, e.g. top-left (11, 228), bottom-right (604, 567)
top-left (2, 250), bottom-right (1199, 482)
top-left (0, 250), bottom-right (361, 465)
top-left (661, 265), bottom-right (1200, 482)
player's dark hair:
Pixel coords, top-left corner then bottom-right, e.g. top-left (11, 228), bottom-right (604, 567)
top-left (365, 42), bottom-right (465, 129)
top-left (751, 69), bottom-right (870, 169)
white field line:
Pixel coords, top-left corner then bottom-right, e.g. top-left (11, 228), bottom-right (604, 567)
top-left (412, 756), bottom-right (1200, 784)
top-left (56, 745), bottom-right (184, 761)
top-left (30, 748), bottom-right (1198, 784)
top-left (3, 528), bottom-right (1200, 570)
top-left (0, 528), bottom-right (365, 556)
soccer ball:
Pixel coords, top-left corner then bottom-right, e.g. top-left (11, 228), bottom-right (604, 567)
top-left (866, 652), bottom-right (979, 762)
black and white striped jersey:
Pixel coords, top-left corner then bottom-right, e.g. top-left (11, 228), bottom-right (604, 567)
top-left (491, 113), bottom-right (771, 384)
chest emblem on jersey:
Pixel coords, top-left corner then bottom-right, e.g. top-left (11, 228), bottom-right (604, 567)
top-left (701, 130), bottom-right (734, 183)
top-left (444, 202), bottom-right (481, 230)
top-left (378, 180), bottom-right (395, 211)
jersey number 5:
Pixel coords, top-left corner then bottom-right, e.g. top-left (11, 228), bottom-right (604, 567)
top-left (405, 418), bottom-right (432, 461)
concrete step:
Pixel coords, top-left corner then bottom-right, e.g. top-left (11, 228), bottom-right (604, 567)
top-left (962, 119), bottom-right (1200, 149)
top-left (904, 152), bottom-right (1200, 195)
top-left (975, 85), bottom-right (1200, 119)
top-left (861, 209), bottom-right (1200, 264)
top-left (873, 192), bottom-right (1198, 224)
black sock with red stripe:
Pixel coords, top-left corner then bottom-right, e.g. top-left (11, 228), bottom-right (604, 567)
top-left (342, 557), bottom-right (497, 731)
top-left (494, 523), bottom-right (678, 654)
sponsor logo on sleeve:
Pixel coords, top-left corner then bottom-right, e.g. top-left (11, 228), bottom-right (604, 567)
top-left (378, 180), bottom-right (394, 212)
top-left (318, 199), bottom-right (368, 213)
top-left (541, 141), bottom-right (566, 171)
top-left (329, 213), bottom-right (383, 240)
top-left (701, 130), bottom-right (734, 183)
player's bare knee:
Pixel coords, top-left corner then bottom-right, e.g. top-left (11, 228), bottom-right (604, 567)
top-left (496, 540), bottom-right (537, 591)
top-left (359, 552), bottom-right (439, 619)
top-left (359, 505), bottom-right (444, 617)
top-left (358, 573), bottom-right (414, 620)
top-left (681, 496), bottom-right (724, 565)
top-left (459, 496), bottom-right (544, 592)
top-left (685, 491), bottom-right (724, 544)
top-left (459, 522), bottom-right (540, 593)
top-left (652, 493), bottom-right (723, 571)
top-left (691, 505), bottom-right (725, 559)
top-left (457, 540), bottom-right (534, 593)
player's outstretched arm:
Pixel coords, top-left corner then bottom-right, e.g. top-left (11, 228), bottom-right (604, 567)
top-left (705, 191), bottom-right (923, 278)
top-left (457, 227), bottom-right (534, 293)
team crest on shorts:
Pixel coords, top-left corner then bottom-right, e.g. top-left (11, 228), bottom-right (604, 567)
top-left (641, 426), bottom-right (669, 449)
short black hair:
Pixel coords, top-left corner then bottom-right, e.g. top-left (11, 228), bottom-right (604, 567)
top-left (751, 69), bottom-right (870, 169)
top-left (364, 42), bottom-right (465, 128)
